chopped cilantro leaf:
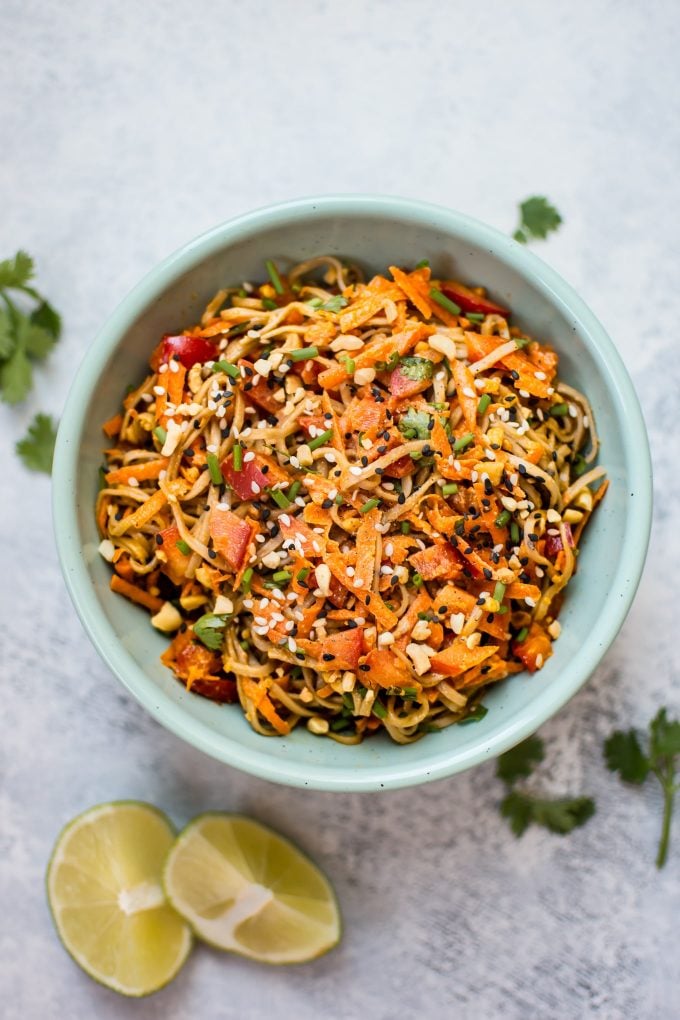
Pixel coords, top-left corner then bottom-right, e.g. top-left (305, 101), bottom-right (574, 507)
top-left (193, 613), bottom-right (230, 651)
top-left (398, 408), bottom-right (432, 440)
top-left (398, 356), bottom-right (434, 382)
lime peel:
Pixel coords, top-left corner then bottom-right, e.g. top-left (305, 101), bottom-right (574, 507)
top-left (47, 801), bottom-right (192, 997)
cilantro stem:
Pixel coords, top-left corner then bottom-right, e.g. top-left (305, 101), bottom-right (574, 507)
top-left (655, 768), bottom-right (676, 869)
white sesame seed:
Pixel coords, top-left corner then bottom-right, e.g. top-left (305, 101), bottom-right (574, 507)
top-left (128, 477), bottom-right (139, 487)
top-left (349, 466), bottom-right (363, 476)
top-left (169, 359), bottom-right (179, 373)
top-left (251, 482), bottom-right (261, 494)
top-left (524, 597), bottom-right (537, 608)
top-left (153, 385), bottom-right (165, 396)
top-left (534, 371), bottom-right (546, 380)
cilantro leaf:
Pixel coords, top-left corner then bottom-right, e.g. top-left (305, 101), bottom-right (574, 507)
top-left (31, 299), bottom-right (62, 340)
top-left (398, 408), bottom-right (432, 441)
top-left (649, 707), bottom-right (680, 760)
top-left (604, 707), bottom-right (680, 868)
top-left (501, 791), bottom-right (595, 837)
top-left (0, 308), bottom-right (14, 359)
top-left (15, 413), bottom-right (58, 474)
top-left (22, 321), bottom-right (56, 360)
top-left (0, 251), bottom-right (34, 289)
top-left (399, 356), bottom-right (435, 382)
top-left (513, 196), bottom-right (562, 244)
top-left (496, 735), bottom-right (544, 784)
top-left (604, 729), bottom-right (650, 784)
top-left (459, 703), bottom-right (488, 725)
top-left (193, 613), bottom-right (230, 651)
top-left (0, 344), bottom-right (32, 404)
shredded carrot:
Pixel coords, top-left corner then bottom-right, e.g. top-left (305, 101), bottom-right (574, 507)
top-left (110, 574), bottom-right (164, 613)
top-left (102, 413), bottom-right (123, 438)
top-left (105, 459), bottom-right (169, 486)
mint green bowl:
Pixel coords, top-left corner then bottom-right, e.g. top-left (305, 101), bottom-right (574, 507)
top-left (53, 196), bottom-right (652, 791)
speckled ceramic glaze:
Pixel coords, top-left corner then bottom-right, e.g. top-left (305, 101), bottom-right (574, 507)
top-left (52, 196), bottom-right (652, 791)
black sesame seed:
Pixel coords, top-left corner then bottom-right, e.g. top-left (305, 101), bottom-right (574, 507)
top-left (208, 549), bottom-right (217, 559)
top-left (155, 534), bottom-right (163, 545)
top-left (438, 606), bottom-right (447, 615)
top-left (483, 567), bottom-right (492, 580)
top-left (398, 493), bottom-right (406, 505)
top-left (261, 465), bottom-right (270, 474)
top-left (322, 653), bottom-right (334, 661)
top-left (359, 664), bottom-right (371, 672)
top-left (321, 499), bottom-right (333, 509)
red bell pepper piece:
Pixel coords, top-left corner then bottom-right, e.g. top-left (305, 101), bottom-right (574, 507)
top-left (161, 334), bottom-right (218, 369)
top-left (239, 359), bottom-right (281, 415)
top-left (384, 454), bottom-right (416, 478)
top-left (221, 454), bottom-right (269, 502)
top-left (209, 506), bottom-right (253, 569)
top-left (544, 523), bottom-right (574, 558)
top-left (441, 282), bottom-right (508, 317)
top-left (389, 365), bottom-right (432, 399)
top-left (319, 628), bottom-right (363, 671)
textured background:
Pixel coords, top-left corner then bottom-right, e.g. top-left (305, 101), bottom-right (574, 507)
top-left (1, 1), bottom-right (679, 1017)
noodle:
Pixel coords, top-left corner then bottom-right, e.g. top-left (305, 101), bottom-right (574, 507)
top-left (97, 258), bottom-right (606, 742)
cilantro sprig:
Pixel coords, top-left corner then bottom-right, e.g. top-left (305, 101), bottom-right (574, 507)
top-left (496, 734), bottom-right (595, 837)
top-left (0, 251), bottom-right (62, 403)
top-left (513, 197), bottom-right (562, 244)
top-left (604, 708), bottom-right (680, 868)
top-left (16, 413), bottom-right (58, 474)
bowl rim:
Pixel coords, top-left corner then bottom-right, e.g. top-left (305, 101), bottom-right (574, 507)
top-left (52, 194), bottom-right (653, 791)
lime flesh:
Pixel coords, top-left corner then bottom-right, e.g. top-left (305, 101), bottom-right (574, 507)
top-left (163, 813), bottom-right (340, 964)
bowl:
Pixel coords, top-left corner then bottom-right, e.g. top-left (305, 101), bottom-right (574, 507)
top-left (52, 195), bottom-right (652, 791)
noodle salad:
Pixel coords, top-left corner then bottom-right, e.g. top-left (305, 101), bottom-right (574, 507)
top-left (96, 257), bottom-right (607, 743)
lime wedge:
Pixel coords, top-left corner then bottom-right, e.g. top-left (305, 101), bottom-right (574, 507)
top-left (47, 802), bottom-right (192, 996)
top-left (163, 814), bottom-right (341, 964)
